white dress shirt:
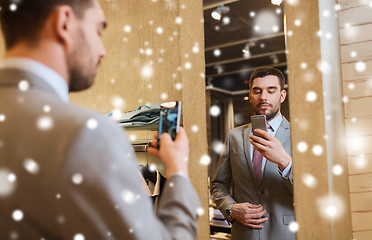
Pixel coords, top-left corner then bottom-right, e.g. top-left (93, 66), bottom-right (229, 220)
top-left (249, 114), bottom-right (292, 178)
top-left (0, 57), bottom-right (69, 103)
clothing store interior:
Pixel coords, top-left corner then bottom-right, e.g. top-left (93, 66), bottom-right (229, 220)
top-left (1, 0), bottom-right (370, 239)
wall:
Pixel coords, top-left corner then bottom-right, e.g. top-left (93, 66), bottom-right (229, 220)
top-left (338, 0), bottom-right (372, 239)
top-left (285, 0), bottom-right (353, 238)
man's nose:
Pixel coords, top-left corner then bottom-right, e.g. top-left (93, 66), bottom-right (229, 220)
top-left (260, 91), bottom-right (268, 101)
top-left (99, 41), bottom-right (107, 58)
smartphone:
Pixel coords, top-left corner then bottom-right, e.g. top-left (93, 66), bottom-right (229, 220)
top-left (157, 101), bottom-right (181, 149)
top-left (251, 115), bottom-right (267, 138)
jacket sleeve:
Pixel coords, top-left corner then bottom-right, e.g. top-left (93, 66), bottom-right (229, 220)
top-left (280, 163), bottom-right (293, 194)
top-left (210, 132), bottom-right (236, 222)
top-left (60, 115), bottom-right (200, 240)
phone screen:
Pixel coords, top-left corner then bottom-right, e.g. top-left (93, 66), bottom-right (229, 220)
top-left (157, 101), bottom-right (181, 149)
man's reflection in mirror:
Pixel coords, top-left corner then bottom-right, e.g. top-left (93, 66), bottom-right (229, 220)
top-left (211, 67), bottom-right (295, 240)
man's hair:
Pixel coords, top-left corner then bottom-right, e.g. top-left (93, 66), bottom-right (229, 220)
top-left (248, 67), bottom-right (285, 90)
top-left (0, 0), bottom-right (93, 49)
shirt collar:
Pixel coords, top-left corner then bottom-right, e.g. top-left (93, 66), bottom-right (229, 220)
top-left (267, 113), bottom-right (283, 133)
top-left (0, 57), bottom-right (69, 103)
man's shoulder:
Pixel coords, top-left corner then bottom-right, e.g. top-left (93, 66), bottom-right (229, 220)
top-left (55, 101), bottom-right (119, 132)
top-left (280, 116), bottom-right (291, 129)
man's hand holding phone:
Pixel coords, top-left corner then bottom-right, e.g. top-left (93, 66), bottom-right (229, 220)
top-left (148, 127), bottom-right (189, 178)
top-left (249, 129), bottom-right (291, 171)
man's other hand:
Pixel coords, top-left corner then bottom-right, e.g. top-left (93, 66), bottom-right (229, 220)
top-left (231, 202), bottom-right (268, 229)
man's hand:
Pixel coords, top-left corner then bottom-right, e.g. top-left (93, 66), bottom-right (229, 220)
top-left (249, 129), bottom-right (291, 170)
top-left (148, 127), bottom-right (189, 178)
top-left (231, 202), bottom-right (268, 228)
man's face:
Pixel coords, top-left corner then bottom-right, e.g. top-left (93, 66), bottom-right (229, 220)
top-left (68, 0), bottom-right (107, 92)
top-left (249, 75), bottom-right (286, 121)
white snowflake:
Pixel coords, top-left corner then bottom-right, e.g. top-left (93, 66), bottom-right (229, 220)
top-left (9, 3), bottom-right (17, 11)
top-left (297, 141), bottom-right (308, 152)
top-left (184, 62), bottom-right (192, 69)
top-left (306, 91), bottom-right (317, 102)
top-left (213, 49), bottom-right (221, 57)
top-left (156, 27), bottom-right (163, 34)
top-left (57, 215), bottom-right (65, 224)
top-left (196, 207), bottom-right (205, 216)
top-left (191, 125), bottom-right (198, 132)
top-left (122, 190), bottom-right (136, 204)
top-left (312, 145), bottom-right (323, 156)
top-left (332, 165), bottom-right (343, 175)
top-left (200, 155), bottom-right (211, 165)
top-left (12, 209), bottom-right (24, 221)
top-left (86, 118), bottom-right (98, 130)
top-left (23, 158), bottom-right (40, 174)
top-left (175, 16), bottom-right (182, 24)
top-left (160, 93), bottom-right (168, 100)
top-left (289, 221), bottom-right (299, 232)
top-left (43, 105), bottom-right (51, 113)
top-left (141, 65), bottom-right (154, 79)
top-left (355, 61), bottom-right (366, 72)
top-left (111, 96), bottom-right (125, 109)
top-left (18, 80), bottom-right (29, 91)
top-left (72, 173), bottom-right (84, 185)
top-left (210, 105), bottom-right (221, 117)
top-left (212, 141), bottom-right (224, 154)
top-left (302, 173), bottom-right (317, 188)
top-left (73, 233), bottom-right (85, 240)
top-left (0, 169), bottom-right (16, 196)
top-left (37, 116), bottom-right (53, 131)
top-left (123, 25), bottom-right (132, 33)
top-left (175, 83), bottom-right (182, 90)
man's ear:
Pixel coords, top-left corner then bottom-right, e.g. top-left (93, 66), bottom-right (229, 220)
top-left (280, 89), bottom-right (287, 103)
top-left (52, 5), bottom-right (75, 48)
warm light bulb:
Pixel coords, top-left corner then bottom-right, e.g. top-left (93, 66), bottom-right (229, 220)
top-left (271, 0), bottom-right (283, 6)
top-left (211, 8), bottom-right (222, 20)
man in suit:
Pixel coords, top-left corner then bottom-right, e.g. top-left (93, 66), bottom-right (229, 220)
top-left (0, 0), bottom-right (200, 239)
top-left (211, 67), bottom-right (295, 240)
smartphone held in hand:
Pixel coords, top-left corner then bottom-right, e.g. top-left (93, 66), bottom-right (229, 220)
top-left (251, 115), bottom-right (267, 138)
top-left (157, 101), bottom-right (181, 149)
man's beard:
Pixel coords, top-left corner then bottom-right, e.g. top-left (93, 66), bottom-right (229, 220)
top-left (67, 30), bottom-right (97, 92)
top-left (68, 62), bottom-right (96, 92)
top-left (254, 102), bottom-right (280, 121)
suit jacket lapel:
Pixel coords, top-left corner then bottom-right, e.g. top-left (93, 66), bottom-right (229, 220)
top-left (243, 124), bottom-right (258, 186)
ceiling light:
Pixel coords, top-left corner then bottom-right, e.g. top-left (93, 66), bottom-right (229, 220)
top-left (242, 42), bottom-right (255, 58)
top-left (271, 0), bottom-right (283, 6)
top-left (242, 44), bottom-right (251, 58)
top-left (214, 65), bottom-right (223, 74)
top-left (211, 5), bottom-right (230, 21)
top-left (270, 54), bottom-right (279, 64)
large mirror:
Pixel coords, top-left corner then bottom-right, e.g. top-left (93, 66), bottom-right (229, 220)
top-left (203, 0), bottom-right (293, 239)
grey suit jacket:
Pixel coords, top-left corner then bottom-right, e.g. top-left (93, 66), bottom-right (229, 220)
top-left (211, 118), bottom-right (295, 240)
top-left (0, 68), bottom-right (200, 239)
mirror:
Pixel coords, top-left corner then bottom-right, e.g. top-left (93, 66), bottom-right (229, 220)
top-left (203, 0), bottom-right (294, 238)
